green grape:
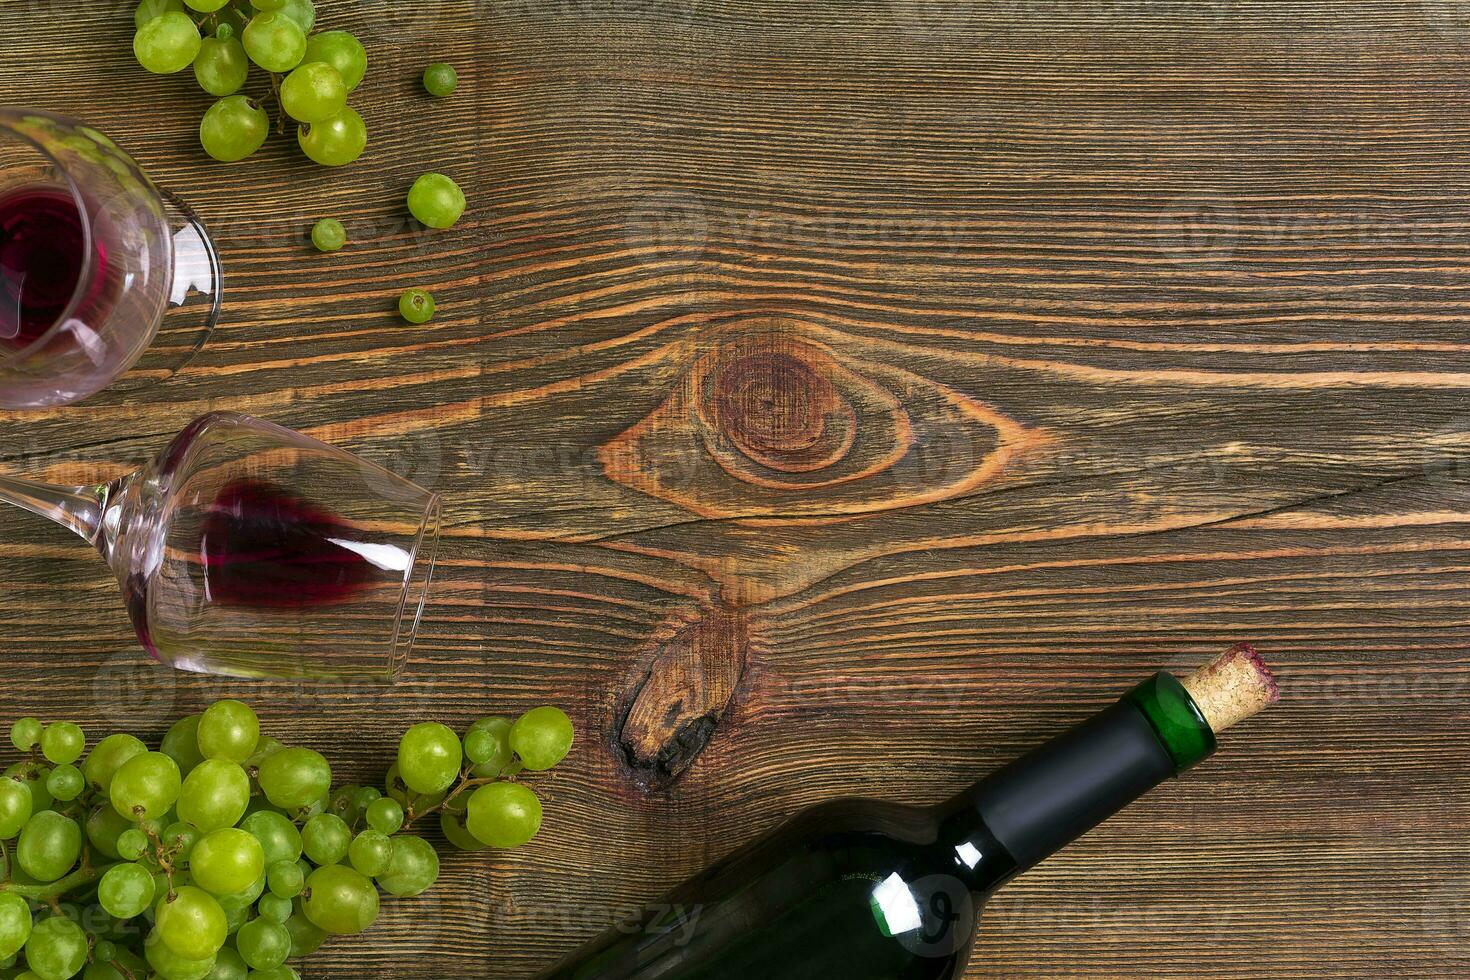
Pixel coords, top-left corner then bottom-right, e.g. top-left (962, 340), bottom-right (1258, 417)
top-left (466, 717), bottom-right (515, 778)
top-left (347, 829), bottom-right (392, 877)
top-left (462, 727), bottom-right (496, 766)
top-left (244, 735), bottom-right (284, 771)
top-left (257, 893), bottom-right (293, 926)
top-left (0, 893), bottom-right (30, 958)
top-left (280, 62), bottom-right (346, 124)
top-left (280, 0), bottom-right (315, 32)
top-left (177, 759), bottom-right (250, 832)
top-left (301, 30), bottom-right (366, 91)
top-left (98, 862), bottom-right (156, 919)
top-left (440, 811), bottom-right (488, 852)
top-left (197, 701), bottom-right (259, 764)
top-left (9, 717), bottom-right (42, 752)
top-left (239, 810), bottom-right (302, 866)
top-left (352, 786), bottom-right (381, 812)
top-left (85, 805), bottom-right (132, 859)
top-left (193, 36), bottom-right (249, 96)
top-left (44, 764), bottom-right (83, 802)
top-left (134, 0), bottom-right (184, 29)
top-left (423, 63), bottom-right (458, 98)
top-left (297, 106), bottom-right (367, 167)
top-left (249, 967), bottom-right (301, 980)
top-left (204, 946), bottom-right (247, 980)
top-left (376, 834), bottom-right (439, 898)
top-left (116, 828), bottom-right (149, 861)
top-left (144, 926), bottom-right (216, 980)
top-left (184, 0), bottom-right (228, 9)
top-left (242, 11), bottom-right (306, 73)
top-left (110, 752), bottom-right (181, 821)
top-left (311, 218), bottom-right (346, 252)
top-left (4, 763), bottom-right (51, 812)
top-left (302, 865), bottom-right (378, 935)
top-left (466, 781), bottom-right (542, 848)
top-left (407, 173), bottom-right (466, 229)
top-left (214, 21), bottom-right (237, 40)
top-left (163, 821), bottom-right (201, 860)
top-left (235, 917), bottom-right (290, 971)
top-left (155, 887), bottom-right (227, 961)
top-left (134, 12), bottom-right (202, 75)
top-left (364, 797), bottom-right (403, 835)
top-left (396, 722), bottom-right (461, 794)
top-left (301, 813), bottom-right (350, 866)
top-left (256, 748), bottom-right (330, 810)
top-left (213, 873), bottom-right (265, 931)
top-left (23, 916), bottom-right (87, 980)
top-left (83, 733), bottom-right (147, 793)
top-left (189, 828), bottom-right (265, 896)
top-left (160, 715), bottom-right (204, 776)
top-left (0, 777), bottom-right (32, 839)
top-left (39, 722), bottom-right (84, 766)
top-left (509, 706), bottom-right (575, 770)
top-left (265, 860), bottom-right (303, 899)
top-left (199, 93), bottom-right (269, 163)
top-left (398, 288), bottom-right (436, 324)
top-left (17, 811), bottom-right (82, 883)
top-left (284, 907), bottom-right (326, 958)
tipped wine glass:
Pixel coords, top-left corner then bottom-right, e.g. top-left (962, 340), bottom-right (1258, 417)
top-left (0, 412), bottom-right (441, 681)
top-left (0, 107), bottom-right (221, 408)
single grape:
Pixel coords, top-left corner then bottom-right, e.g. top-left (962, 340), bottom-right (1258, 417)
top-left (39, 722), bottom-right (84, 766)
top-left (134, 11), bottom-right (202, 75)
top-left (240, 810), bottom-right (303, 866)
top-left (302, 864), bottom-right (379, 935)
top-left (347, 829), bottom-right (392, 877)
top-left (85, 805), bottom-right (133, 859)
top-left (280, 62), bottom-right (346, 124)
top-left (462, 727), bottom-right (496, 766)
top-left (407, 173), bottom-right (466, 229)
top-left (311, 217), bottom-right (347, 252)
top-left (189, 828), bottom-right (265, 896)
top-left (110, 752), bottom-right (181, 821)
top-left (184, 0), bottom-right (228, 9)
top-left (467, 717), bottom-right (515, 778)
top-left (301, 30), bottom-right (366, 91)
top-left (396, 722), bottom-right (461, 794)
top-left (376, 834), bottom-right (439, 898)
top-left (200, 94), bottom-right (269, 164)
top-left (116, 828), bottom-right (149, 861)
top-left (17, 810), bottom-right (82, 883)
top-left (280, 0), bottom-right (315, 32)
top-left (9, 717), bottom-right (42, 752)
top-left (0, 777), bottom-right (32, 839)
top-left (364, 797), bottom-right (403, 836)
top-left (235, 916), bottom-right (291, 971)
top-left (207, 946), bottom-right (248, 980)
top-left (440, 811), bottom-right (488, 852)
top-left (266, 859), bottom-right (304, 898)
top-left (134, 0), bottom-right (184, 29)
top-left (423, 62), bottom-right (458, 98)
top-left (197, 700), bottom-right (260, 763)
top-left (98, 862), bottom-right (156, 919)
top-left (256, 747), bottom-right (331, 810)
top-left (297, 106), bottom-right (367, 167)
top-left (160, 714), bottom-right (204, 776)
top-left (302, 812), bottom-right (351, 866)
top-left (242, 11), bottom-right (306, 72)
top-left (193, 36), bottom-right (249, 96)
top-left (23, 916), bottom-right (87, 980)
top-left (144, 926), bottom-right (216, 980)
top-left (251, 965), bottom-right (303, 980)
top-left (398, 288), bottom-right (436, 324)
top-left (3, 763), bottom-right (51, 812)
top-left (0, 893), bottom-right (30, 958)
top-left (83, 733), bottom-right (147, 793)
top-left (284, 908), bottom-right (327, 958)
top-left (44, 764), bottom-right (83, 802)
top-left (352, 785), bottom-right (382, 812)
top-left (176, 758), bottom-right (250, 833)
top-left (215, 20), bottom-right (237, 40)
top-left (163, 821), bottom-right (202, 862)
top-left (156, 886), bottom-right (228, 961)
top-left (258, 893), bottom-right (293, 925)
top-left (510, 706), bottom-right (575, 770)
top-left (466, 781), bottom-right (542, 848)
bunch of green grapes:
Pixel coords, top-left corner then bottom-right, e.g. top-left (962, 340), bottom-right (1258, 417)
top-left (131, 0), bottom-right (369, 166)
top-left (0, 700), bottom-right (573, 979)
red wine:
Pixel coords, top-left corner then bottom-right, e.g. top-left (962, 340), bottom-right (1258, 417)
top-left (0, 185), bottom-right (89, 348)
top-left (199, 478), bottom-right (379, 608)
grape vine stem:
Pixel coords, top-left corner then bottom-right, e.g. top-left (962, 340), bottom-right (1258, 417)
top-left (0, 861), bottom-right (116, 906)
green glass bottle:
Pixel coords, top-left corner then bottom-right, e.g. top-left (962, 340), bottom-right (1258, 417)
top-left (541, 646), bottom-right (1277, 980)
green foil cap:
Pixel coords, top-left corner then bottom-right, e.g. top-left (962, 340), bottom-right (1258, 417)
top-left (1124, 672), bottom-right (1217, 773)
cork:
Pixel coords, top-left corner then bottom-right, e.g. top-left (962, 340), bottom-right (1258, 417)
top-left (1182, 642), bottom-right (1280, 734)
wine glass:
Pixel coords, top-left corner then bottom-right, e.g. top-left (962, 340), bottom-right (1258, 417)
top-left (0, 412), bottom-right (441, 681)
top-left (0, 107), bottom-right (221, 408)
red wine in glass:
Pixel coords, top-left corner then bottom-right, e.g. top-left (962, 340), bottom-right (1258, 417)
top-left (0, 185), bottom-right (91, 349)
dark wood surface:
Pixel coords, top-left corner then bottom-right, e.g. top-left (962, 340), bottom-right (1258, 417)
top-left (4, 1), bottom-right (1470, 976)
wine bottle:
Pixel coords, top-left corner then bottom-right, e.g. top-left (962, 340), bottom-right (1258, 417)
top-left (541, 644), bottom-right (1279, 980)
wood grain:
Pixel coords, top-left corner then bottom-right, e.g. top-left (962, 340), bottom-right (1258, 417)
top-left (4, 0), bottom-right (1470, 977)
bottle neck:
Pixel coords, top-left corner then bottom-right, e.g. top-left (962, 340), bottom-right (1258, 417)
top-left (945, 672), bottom-right (1217, 883)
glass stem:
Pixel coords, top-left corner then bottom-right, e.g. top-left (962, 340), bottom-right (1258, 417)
top-left (0, 473), bottom-right (110, 548)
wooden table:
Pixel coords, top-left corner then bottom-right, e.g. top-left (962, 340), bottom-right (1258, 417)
top-left (5, 1), bottom-right (1470, 976)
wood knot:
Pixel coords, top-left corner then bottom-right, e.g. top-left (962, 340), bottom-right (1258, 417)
top-left (707, 346), bottom-right (854, 473)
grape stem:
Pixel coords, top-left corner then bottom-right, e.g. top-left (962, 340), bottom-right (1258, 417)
top-left (0, 862), bottom-right (115, 906)
top-left (402, 767), bottom-right (519, 830)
